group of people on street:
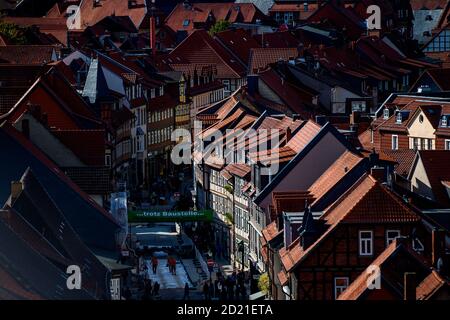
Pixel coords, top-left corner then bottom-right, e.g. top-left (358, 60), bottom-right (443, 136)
top-left (142, 278), bottom-right (160, 300)
top-left (191, 271), bottom-right (247, 301)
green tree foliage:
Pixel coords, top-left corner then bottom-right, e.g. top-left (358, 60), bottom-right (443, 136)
top-left (209, 20), bottom-right (231, 36)
top-left (0, 21), bottom-right (27, 44)
top-left (258, 272), bottom-right (270, 295)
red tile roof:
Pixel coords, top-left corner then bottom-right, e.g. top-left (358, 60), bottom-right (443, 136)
top-left (309, 151), bottom-right (364, 202)
top-left (337, 238), bottom-right (421, 300)
top-left (416, 270), bottom-right (448, 300)
top-left (269, 3), bottom-right (318, 20)
top-left (214, 28), bottom-right (260, 66)
top-left (262, 220), bottom-right (282, 244)
top-left (254, 31), bottom-right (300, 48)
top-left (382, 149), bottom-right (416, 177)
top-left (0, 17), bottom-right (68, 44)
top-left (258, 68), bottom-right (320, 119)
top-left (72, 0), bottom-right (146, 29)
top-left (281, 174), bottom-right (420, 272)
top-left (62, 166), bottom-right (111, 194)
top-left (165, 2), bottom-right (264, 33)
top-left (249, 47), bottom-right (298, 73)
top-left (0, 45), bottom-right (58, 65)
top-left (165, 30), bottom-right (246, 78)
top-left (277, 269), bottom-right (289, 286)
top-left (287, 120), bottom-right (321, 153)
top-left (223, 163), bottom-right (251, 179)
top-left (324, 174), bottom-right (419, 225)
top-left (1, 67), bottom-right (101, 130)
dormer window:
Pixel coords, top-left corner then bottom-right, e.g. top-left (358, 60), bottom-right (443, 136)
top-left (396, 111), bottom-right (402, 123)
top-left (442, 116), bottom-right (448, 127)
top-left (183, 19), bottom-right (190, 27)
top-left (383, 108), bottom-right (390, 119)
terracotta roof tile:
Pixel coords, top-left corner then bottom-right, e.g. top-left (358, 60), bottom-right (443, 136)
top-left (167, 30), bottom-right (246, 78)
top-left (62, 166), bottom-right (111, 194)
top-left (382, 149), bottom-right (416, 177)
top-left (215, 28), bottom-right (260, 65)
top-left (0, 45), bottom-right (58, 65)
top-left (309, 151), bottom-right (364, 202)
top-left (277, 269), bottom-right (288, 286)
top-left (249, 47), bottom-right (298, 73)
top-left (281, 174), bottom-right (420, 272)
top-left (224, 163), bottom-right (251, 178)
top-left (262, 220), bottom-right (281, 243)
top-left (165, 3), bottom-right (263, 33)
top-left (416, 270), bottom-right (447, 300)
top-left (337, 239), bottom-right (403, 300)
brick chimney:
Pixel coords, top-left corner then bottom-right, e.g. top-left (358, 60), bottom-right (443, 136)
top-left (403, 272), bottom-right (416, 301)
top-left (11, 181), bottom-right (23, 203)
top-left (149, 15), bottom-right (157, 57)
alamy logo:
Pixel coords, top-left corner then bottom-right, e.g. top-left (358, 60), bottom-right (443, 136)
top-left (366, 5), bottom-right (381, 30)
top-left (66, 5), bottom-right (81, 30)
top-left (366, 265), bottom-right (381, 290)
top-left (66, 265), bottom-right (82, 290)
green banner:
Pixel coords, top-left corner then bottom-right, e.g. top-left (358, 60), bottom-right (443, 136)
top-left (128, 209), bottom-right (213, 223)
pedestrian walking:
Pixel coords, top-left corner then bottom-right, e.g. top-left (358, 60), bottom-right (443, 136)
top-left (208, 280), bottom-right (214, 300)
top-left (183, 282), bottom-right (190, 300)
top-left (151, 255), bottom-right (158, 274)
top-left (170, 257), bottom-right (177, 275)
top-left (153, 281), bottom-right (160, 297)
top-left (203, 281), bottom-right (210, 300)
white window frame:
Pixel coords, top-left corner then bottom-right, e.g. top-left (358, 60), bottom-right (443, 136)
top-left (445, 139), bottom-right (450, 150)
top-left (392, 135), bottom-right (398, 150)
top-left (412, 238), bottom-right (424, 252)
top-left (359, 230), bottom-right (373, 256)
top-left (334, 277), bottom-right (349, 299)
top-left (383, 108), bottom-right (389, 119)
top-left (386, 230), bottom-right (400, 246)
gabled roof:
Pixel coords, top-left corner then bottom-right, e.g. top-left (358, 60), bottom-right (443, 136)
top-left (0, 16), bottom-right (68, 44)
top-left (409, 150), bottom-right (450, 207)
top-left (280, 174), bottom-right (420, 272)
top-left (254, 31), bottom-right (300, 48)
top-left (308, 150), bottom-right (364, 204)
top-left (0, 214), bottom-right (94, 299)
top-left (416, 269), bottom-right (448, 300)
top-left (0, 45), bottom-right (57, 65)
top-left (338, 238), bottom-right (431, 300)
top-left (69, 0), bottom-right (147, 29)
top-left (1, 66), bottom-right (101, 129)
top-left (165, 2), bottom-right (264, 33)
top-left (165, 29), bottom-right (247, 78)
top-left (254, 122), bottom-right (353, 205)
top-left (0, 123), bottom-right (119, 251)
top-left (214, 28), bottom-right (260, 66)
top-left (249, 47), bottom-right (298, 73)
top-left (4, 169), bottom-right (111, 298)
